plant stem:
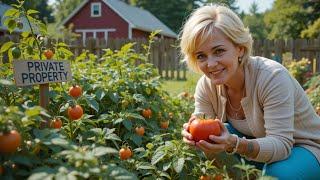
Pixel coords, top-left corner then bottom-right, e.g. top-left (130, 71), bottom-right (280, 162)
top-left (22, 7), bottom-right (42, 60)
top-left (69, 119), bottom-right (74, 139)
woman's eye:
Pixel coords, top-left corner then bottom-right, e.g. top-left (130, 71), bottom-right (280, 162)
top-left (215, 49), bottom-right (225, 55)
top-left (196, 54), bottom-right (206, 60)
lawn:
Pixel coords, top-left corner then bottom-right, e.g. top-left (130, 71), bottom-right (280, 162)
top-left (161, 70), bottom-right (202, 96)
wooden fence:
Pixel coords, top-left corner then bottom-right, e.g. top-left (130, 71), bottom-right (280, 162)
top-left (253, 38), bottom-right (320, 73)
top-left (0, 36), bottom-right (187, 80)
top-left (1, 36), bottom-right (320, 79)
top-left (66, 38), bottom-right (187, 80)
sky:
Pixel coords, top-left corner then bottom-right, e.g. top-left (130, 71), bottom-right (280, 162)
top-left (235, 0), bottom-right (275, 13)
top-left (48, 0), bottom-right (275, 14)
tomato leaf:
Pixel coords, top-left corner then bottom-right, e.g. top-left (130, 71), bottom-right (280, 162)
top-left (122, 119), bottom-right (132, 130)
top-left (125, 112), bottom-right (145, 120)
top-left (136, 162), bottom-right (156, 170)
top-left (162, 162), bottom-right (172, 171)
top-left (0, 41), bottom-right (14, 53)
top-left (108, 92), bottom-right (119, 103)
top-left (131, 134), bottom-right (142, 146)
top-left (105, 164), bottom-right (138, 180)
top-left (11, 155), bottom-right (35, 166)
top-left (95, 89), bottom-right (106, 100)
top-left (92, 147), bottom-right (118, 156)
top-left (27, 9), bottom-right (39, 15)
top-left (159, 172), bottom-right (171, 179)
top-left (84, 95), bottom-right (99, 112)
top-left (25, 106), bottom-right (41, 117)
top-left (133, 94), bottom-right (146, 103)
top-left (4, 8), bottom-right (19, 17)
top-left (28, 172), bottom-right (54, 180)
top-left (151, 150), bottom-right (166, 165)
top-left (173, 157), bottom-right (185, 173)
top-left (114, 118), bottom-right (124, 125)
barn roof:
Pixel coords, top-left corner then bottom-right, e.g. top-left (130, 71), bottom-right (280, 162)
top-left (61, 0), bottom-right (177, 38)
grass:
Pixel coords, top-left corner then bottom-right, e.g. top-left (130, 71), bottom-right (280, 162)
top-left (161, 70), bottom-right (202, 96)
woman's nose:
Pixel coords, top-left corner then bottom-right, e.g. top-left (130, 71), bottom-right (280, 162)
top-left (207, 56), bottom-right (218, 67)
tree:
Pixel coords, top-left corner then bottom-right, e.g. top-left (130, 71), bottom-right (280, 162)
top-left (264, 0), bottom-right (320, 39)
top-left (134, 0), bottom-right (239, 34)
top-left (199, 0), bottom-right (239, 12)
top-left (52, 0), bottom-right (83, 25)
top-left (242, 1), bottom-right (267, 40)
top-left (2, 0), bottom-right (54, 23)
top-left (300, 0), bottom-right (320, 38)
top-left (135, 0), bottom-right (198, 33)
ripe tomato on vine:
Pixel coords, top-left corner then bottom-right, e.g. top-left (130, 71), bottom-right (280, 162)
top-left (69, 85), bottom-right (82, 98)
top-left (119, 147), bottom-right (132, 160)
top-left (0, 130), bottom-right (22, 154)
top-left (142, 108), bottom-right (152, 119)
top-left (44, 49), bottom-right (54, 59)
top-left (67, 105), bottom-right (83, 120)
top-left (135, 126), bottom-right (145, 136)
top-left (50, 118), bottom-right (62, 129)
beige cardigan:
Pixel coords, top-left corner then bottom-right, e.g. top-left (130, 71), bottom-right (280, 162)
top-left (193, 56), bottom-right (320, 163)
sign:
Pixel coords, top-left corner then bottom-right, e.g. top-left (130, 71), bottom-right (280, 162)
top-left (13, 60), bottom-right (72, 86)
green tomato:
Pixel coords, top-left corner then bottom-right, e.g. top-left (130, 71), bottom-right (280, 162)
top-left (11, 47), bottom-right (21, 59)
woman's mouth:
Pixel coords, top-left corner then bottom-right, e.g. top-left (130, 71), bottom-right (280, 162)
top-left (209, 68), bottom-right (225, 76)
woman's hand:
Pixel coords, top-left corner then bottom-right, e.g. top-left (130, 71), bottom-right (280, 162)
top-left (181, 115), bottom-right (197, 147)
top-left (196, 120), bottom-right (236, 155)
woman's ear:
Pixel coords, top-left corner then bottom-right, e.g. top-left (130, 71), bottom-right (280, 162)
top-left (238, 46), bottom-right (245, 58)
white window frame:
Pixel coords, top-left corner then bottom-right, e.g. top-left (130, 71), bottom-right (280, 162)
top-left (75, 28), bottom-right (116, 46)
top-left (91, 2), bottom-right (101, 17)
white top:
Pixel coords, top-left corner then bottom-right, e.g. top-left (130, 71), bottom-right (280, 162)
top-left (228, 117), bottom-right (253, 137)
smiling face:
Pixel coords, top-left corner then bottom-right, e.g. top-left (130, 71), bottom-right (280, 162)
top-left (194, 28), bottom-right (244, 86)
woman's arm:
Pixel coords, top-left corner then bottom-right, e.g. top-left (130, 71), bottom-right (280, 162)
top-left (225, 135), bottom-right (260, 159)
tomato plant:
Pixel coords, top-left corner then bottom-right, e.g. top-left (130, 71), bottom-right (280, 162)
top-left (189, 117), bottom-right (221, 142)
top-left (67, 105), bottom-right (83, 120)
top-left (68, 85), bottom-right (82, 98)
top-left (0, 130), bottom-right (21, 154)
top-left (119, 147), bottom-right (132, 160)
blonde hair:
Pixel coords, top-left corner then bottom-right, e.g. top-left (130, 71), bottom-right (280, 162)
top-left (179, 4), bottom-right (253, 73)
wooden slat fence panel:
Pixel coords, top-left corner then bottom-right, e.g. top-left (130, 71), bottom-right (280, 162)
top-left (2, 35), bottom-right (320, 77)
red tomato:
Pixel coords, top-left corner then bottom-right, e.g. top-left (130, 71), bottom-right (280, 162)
top-left (69, 85), bottom-right (82, 98)
top-left (200, 175), bottom-right (212, 180)
top-left (44, 49), bottom-right (54, 59)
top-left (119, 147), bottom-right (132, 160)
top-left (51, 118), bottom-right (62, 129)
top-left (142, 108), bottom-right (152, 119)
top-left (0, 130), bottom-right (21, 154)
top-left (67, 105), bottom-right (83, 120)
top-left (214, 175), bottom-right (223, 180)
top-left (189, 118), bottom-right (221, 142)
top-left (135, 126), bottom-right (145, 136)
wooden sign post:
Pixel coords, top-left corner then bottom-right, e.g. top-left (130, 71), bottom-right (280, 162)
top-left (13, 60), bottom-right (72, 109)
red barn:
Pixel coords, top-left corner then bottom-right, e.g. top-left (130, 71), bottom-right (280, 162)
top-left (61, 0), bottom-right (177, 43)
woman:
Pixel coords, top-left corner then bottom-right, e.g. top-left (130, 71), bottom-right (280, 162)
top-left (180, 4), bottom-right (320, 179)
